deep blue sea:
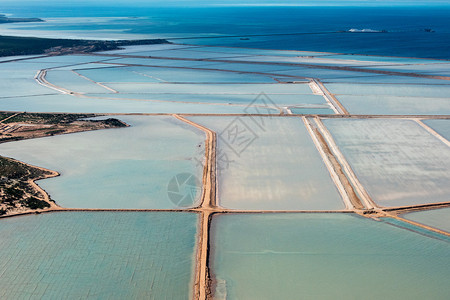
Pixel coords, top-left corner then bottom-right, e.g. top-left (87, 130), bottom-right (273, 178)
top-left (1, 3), bottom-right (450, 59)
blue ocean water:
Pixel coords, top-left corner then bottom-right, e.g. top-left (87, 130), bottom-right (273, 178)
top-left (1, 4), bottom-right (450, 59)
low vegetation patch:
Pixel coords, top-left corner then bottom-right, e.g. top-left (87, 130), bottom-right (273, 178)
top-left (0, 35), bottom-right (169, 57)
top-left (0, 156), bottom-right (53, 215)
top-left (0, 112), bottom-right (128, 143)
top-left (0, 112), bottom-right (128, 215)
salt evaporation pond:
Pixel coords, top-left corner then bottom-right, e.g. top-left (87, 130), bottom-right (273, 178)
top-left (104, 82), bottom-right (313, 94)
top-left (324, 83), bottom-right (450, 98)
top-left (86, 92), bottom-right (325, 107)
top-left (0, 54), bottom-right (322, 113)
top-left (423, 119), bottom-right (450, 141)
top-left (45, 70), bottom-right (114, 94)
top-left (323, 83), bottom-right (450, 115)
top-left (0, 212), bottom-right (198, 299)
top-left (334, 95), bottom-right (450, 115)
top-left (323, 118), bottom-right (450, 207)
top-left (0, 115), bottom-right (204, 209)
top-left (403, 207), bottom-right (450, 233)
top-left (290, 107), bottom-right (335, 114)
top-left (0, 94), bottom-right (252, 114)
top-left (321, 75), bottom-right (450, 84)
top-left (210, 213), bottom-right (450, 300)
top-left (189, 116), bottom-right (344, 210)
top-left (76, 66), bottom-right (277, 83)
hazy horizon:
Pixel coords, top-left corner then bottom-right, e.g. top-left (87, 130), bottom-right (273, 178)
top-left (2, 0), bottom-right (450, 7)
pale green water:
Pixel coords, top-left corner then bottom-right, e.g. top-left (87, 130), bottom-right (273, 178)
top-left (211, 213), bottom-right (450, 300)
top-left (404, 207), bottom-right (450, 233)
top-left (0, 115), bottom-right (204, 209)
top-left (0, 212), bottom-right (198, 299)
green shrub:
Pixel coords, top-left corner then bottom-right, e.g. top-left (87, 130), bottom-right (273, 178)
top-left (23, 197), bottom-right (50, 210)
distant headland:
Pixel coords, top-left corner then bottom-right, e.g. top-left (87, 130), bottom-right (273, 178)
top-left (0, 14), bottom-right (44, 24)
top-left (0, 35), bottom-right (170, 57)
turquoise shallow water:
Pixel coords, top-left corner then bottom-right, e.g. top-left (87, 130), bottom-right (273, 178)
top-left (0, 115), bottom-right (204, 209)
top-left (210, 213), bottom-right (450, 300)
top-left (0, 212), bottom-right (198, 299)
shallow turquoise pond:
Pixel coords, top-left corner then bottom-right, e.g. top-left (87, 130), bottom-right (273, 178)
top-left (210, 213), bottom-right (450, 300)
top-left (0, 212), bottom-right (198, 299)
top-left (0, 115), bottom-right (204, 209)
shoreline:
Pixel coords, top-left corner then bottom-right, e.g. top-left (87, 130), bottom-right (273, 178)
top-left (0, 157), bottom-right (61, 217)
top-left (0, 35), bottom-right (170, 57)
top-left (0, 112), bottom-right (129, 216)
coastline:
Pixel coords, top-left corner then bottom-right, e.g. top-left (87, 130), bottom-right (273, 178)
top-left (0, 113), bottom-right (129, 216)
top-left (0, 157), bottom-right (61, 217)
top-left (0, 35), bottom-right (170, 57)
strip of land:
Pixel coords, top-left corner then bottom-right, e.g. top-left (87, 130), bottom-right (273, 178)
top-left (0, 112), bottom-right (127, 144)
top-left (174, 115), bottom-right (217, 300)
top-left (0, 35), bottom-right (169, 57)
